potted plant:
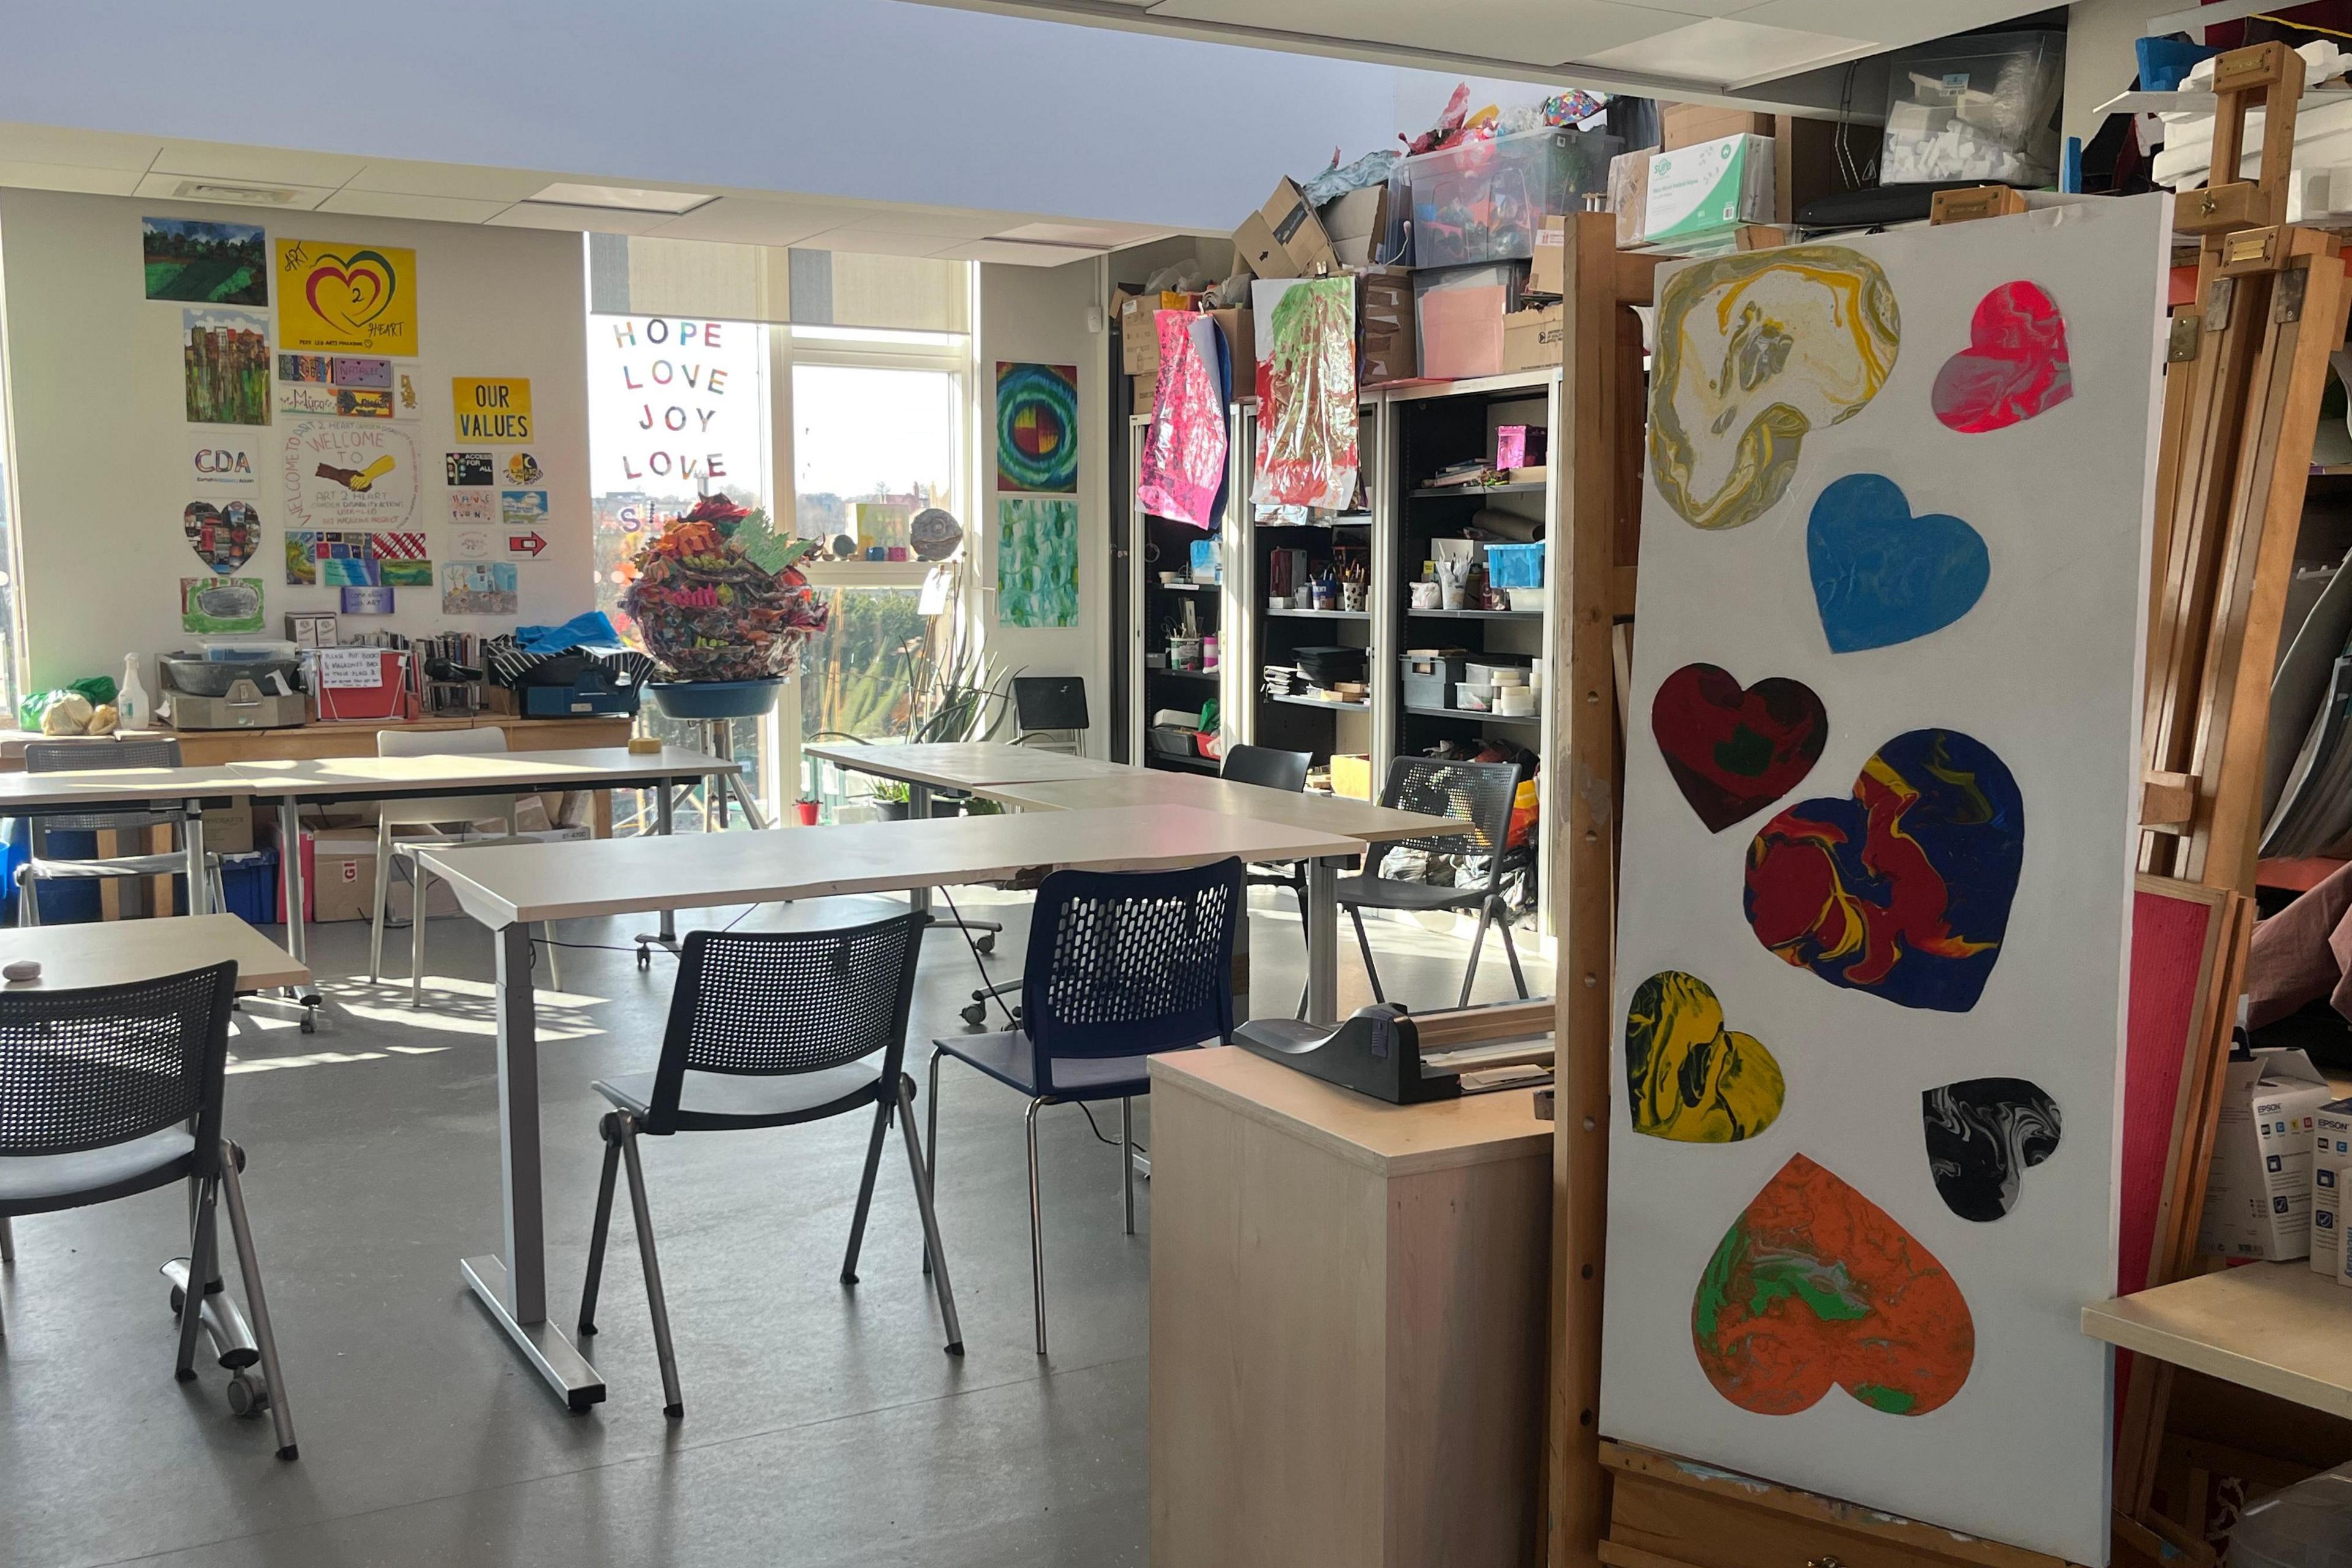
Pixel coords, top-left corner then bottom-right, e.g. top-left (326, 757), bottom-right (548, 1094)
top-left (793, 796), bottom-right (821, 827)
top-left (871, 780), bottom-right (912, 821)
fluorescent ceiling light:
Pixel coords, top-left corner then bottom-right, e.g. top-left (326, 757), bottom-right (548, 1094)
top-left (990, 221), bottom-right (1130, 248)
top-left (165, 178), bottom-right (304, 206)
top-left (525, 181), bottom-right (714, 215)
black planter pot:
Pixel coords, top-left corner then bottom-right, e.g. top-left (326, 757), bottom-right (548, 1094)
top-left (873, 799), bottom-right (911, 822)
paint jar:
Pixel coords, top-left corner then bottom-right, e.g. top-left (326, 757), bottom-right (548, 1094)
top-left (1202, 635), bottom-right (1220, 672)
top-left (1437, 558), bottom-right (1471, 610)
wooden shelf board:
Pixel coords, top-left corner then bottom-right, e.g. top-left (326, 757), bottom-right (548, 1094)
top-left (1404, 704), bottom-right (1540, 726)
top-left (2081, 1261), bottom-right (2352, 1420)
top-left (1408, 608), bottom-right (1541, 621)
top-left (1265, 694), bottom-right (1370, 714)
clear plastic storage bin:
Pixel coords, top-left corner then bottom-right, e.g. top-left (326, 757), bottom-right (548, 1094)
top-left (1403, 128), bottom-right (1623, 267)
top-left (2234, 1462), bottom-right (2352, 1568)
top-left (1879, 29), bottom-right (2065, 187)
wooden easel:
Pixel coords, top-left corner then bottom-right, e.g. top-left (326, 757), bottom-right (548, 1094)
top-left (1540, 40), bottom-right (2348, 1568)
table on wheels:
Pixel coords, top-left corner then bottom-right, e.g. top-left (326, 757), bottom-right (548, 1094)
top-left (417, 803), bottom-right (1368, 1410)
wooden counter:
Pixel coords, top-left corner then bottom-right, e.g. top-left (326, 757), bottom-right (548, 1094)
top-left (1147, 1046), bottom-right (1551, 1568)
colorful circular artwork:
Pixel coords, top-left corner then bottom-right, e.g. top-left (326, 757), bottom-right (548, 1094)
top-left (995, 361), bottom-right (1078, 493)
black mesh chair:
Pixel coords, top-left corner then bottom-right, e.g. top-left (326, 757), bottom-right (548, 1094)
top-left (930, 858), bottom-right (1242, 1354)
top-left (1340, 756), bottom-right (1528, 1010)
top-left (1219, 745), bottom-right (1316, 1018)
top-left (576, 913), bottom-right (960, 1417)
top-left (0, 961), bottom-right (298, 1458)
top-left (17, 737), bottom-right (225, 925)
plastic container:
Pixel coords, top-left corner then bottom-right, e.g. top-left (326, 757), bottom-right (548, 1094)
top-left (1508, 586), bottom-right (1550, 614)
top-left (218, 848), bottom-right (279, 926)
top-left (2231, 1461), bottom-right (2352, 1568)
top-left (1466, 660), bottom-right (1529, 688)
top-left (1403, 128), bottom-right (1624, 267)
top-left (1879, 30), bottom-right (2065, 187)
top-left (1485, 542), bottom-right (1545, 590)
top-left (647, 678), bottom-right (783, 721)
top-left (1401, 652), bottom-right (1468, 709)
top-left (1147, 726), bottom-right (1200, 759)
top-left (1457, 682), bottom-right (1494, 712)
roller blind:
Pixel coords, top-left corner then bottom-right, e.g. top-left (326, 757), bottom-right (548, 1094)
top-left (588, 234), bottom-right (968, 333)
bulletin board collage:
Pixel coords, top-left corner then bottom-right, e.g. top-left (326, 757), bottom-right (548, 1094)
top-left (151, 216), bottom-right (545, 636)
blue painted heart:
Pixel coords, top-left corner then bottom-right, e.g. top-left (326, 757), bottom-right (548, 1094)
top-left (1806, 473), bottom-right (1989, 654)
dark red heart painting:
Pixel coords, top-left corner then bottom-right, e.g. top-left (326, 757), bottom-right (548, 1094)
top-left (1692, 1153), bottom-right (1975, 1417)
top-left (1652, 663), bottom-right (1829, 832)
top-left (1931, 281), bottom-right (2071, 434)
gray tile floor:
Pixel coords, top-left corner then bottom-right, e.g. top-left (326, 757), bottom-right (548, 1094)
top-left (0, 888), bottom-right (1550, 1568)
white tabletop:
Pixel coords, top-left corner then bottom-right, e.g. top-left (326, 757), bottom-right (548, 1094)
top-left (227, 745), bottom-right (737, 799)
top-left (977, 770), bottom-right (1471, 846)
top-left (0, 913), bottom-right (307, 993)
top-left (417, 804), bottom-right (1368, 927)
top-left (805, 741), bottom-right (1127, 790)
top-left (0, 764), bottom-right (256, 810)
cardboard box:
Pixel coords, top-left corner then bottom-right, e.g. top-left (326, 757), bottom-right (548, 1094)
top-left (2316, 1100), bottom-right (2352, 1279)
top-left (1500, 302), bottom-right (1566, 374)
top-left (1234, 176), bottom-right (1334, 279)
top-left (1207, 307), bottom-right (1254, 378)
top-left (1132, 371), bottom-right (1158, 410)
top-left (1120, 292), bottom-right (1161, 374)
top-left (1360, 266), bottom-right (1415, 383)
top-left (1414, 265), bottom-right (1517, 381)
top-left (2198, 1047), bottom-right (2334, 1261)
top-left (206, 801), bottom-right (255, 856)
top-left (1609, 149), bottom-right (1653, 249)
top-left (1663, 102), bottom-right (1777, 151)
top-left (1321, 184), bottom-right (1391, 270)
top-left (306, 830), bottom-right (459, 924)
top-left (1527, 216), bottom-right (1566, 297)
top-left (1642, 134), bottom-right (1776, 246)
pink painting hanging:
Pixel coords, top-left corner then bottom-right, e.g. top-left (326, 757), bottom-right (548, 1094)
top-left (1136, 311), bottom-right (1227, 528)
top-left (1250, 277), bottom-right (1359, 511)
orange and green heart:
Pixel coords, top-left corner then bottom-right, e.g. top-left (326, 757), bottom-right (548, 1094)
top-left (1692, 1153), bottom-right (1974, 1417)
top-left (303, 249), bottom-right (399, 336)
top-left (1624, 971), bottom-right (1784, 1142)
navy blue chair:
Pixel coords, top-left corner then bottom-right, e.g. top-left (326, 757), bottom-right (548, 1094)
top-left (929, 858), bottom-right (1243, 1354)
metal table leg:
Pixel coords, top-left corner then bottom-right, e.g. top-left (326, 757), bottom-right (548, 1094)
top-left (183, 808), bottom-right (209, 916)
top-left (1306, 857), bottom-right (1340, 1024)
top-left (461, 922), bottom-right (605, 1411)
top-left (262, 799), bottom-right (322, 1029)
top-left (635, 778), bottom-right (680, 963)
top-left (911, 782), bottom-right (998, 951)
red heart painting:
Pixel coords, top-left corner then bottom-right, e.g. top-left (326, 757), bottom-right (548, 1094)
top-left (1652, 663), bottom-right (1828, 832)
top-left (1692, 1153), bottom-right (1975, 1417)
top-left (1931, 281), bottom-right (2071, 434)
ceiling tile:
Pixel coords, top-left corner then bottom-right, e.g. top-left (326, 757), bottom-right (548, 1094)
top-left (0, 159), bottom-right (141, 197)
top-left (484, 202), bottom-right (676, 235)
top-left (0, 121), bottom-right (163, 172)
top-left (793, 227), bottom-right (980, 258)
top-left (644, 198), bottom-right (871, 246)
top-left (958, 238), bottom-right (1107, 267)
top-left (317, 189), bottom-right (516, 224)
top-left (1148, 0), bottom-right (1697, 67)
top-left (339, 159), bottom-right (552, 203)
top-left (151, 139), bottom-right (367, 187)
top-left (1729, 0), bottom-right (2043, 51)
top-left (132, 171), bottom-right (335, 211)
top-left (822, 205), bottom-right (1018, 239)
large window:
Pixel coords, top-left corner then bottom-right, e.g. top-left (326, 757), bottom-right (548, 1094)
top-left (581, 260), bottom-right (976, 827)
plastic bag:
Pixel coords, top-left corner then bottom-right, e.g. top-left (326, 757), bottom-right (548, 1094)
top-left (1136, 312), bottom-right (1229, 530)
top-left (1250, 278), bottom-right (1359, 513)
top-left (18, 676), bottom-right (116, 733)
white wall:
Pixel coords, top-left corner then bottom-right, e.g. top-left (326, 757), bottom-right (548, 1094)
top-left (976, 259), bottom-right (1110, 751)
top-left (2065, 0), bottom-right (2181, 146)
top-left (0, 0), bottom-right (1404, 236)
top-left (0, 187), bottom-right (589, 688)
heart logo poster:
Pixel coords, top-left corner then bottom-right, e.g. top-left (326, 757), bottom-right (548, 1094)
top-left (275, 239), bottom-right (418, 356)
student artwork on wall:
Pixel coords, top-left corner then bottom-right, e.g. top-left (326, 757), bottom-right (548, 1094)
top-left (181, 576), bottom-right (264, 635)
top-left (1597, 196), bottom-right (2170, 1567)
top-left (448, 489), bottom-right (494, 526)
top-left (182, 500), bottom-right (259, 573)
top-left (995, 361), bottom-right (1079, 493)
top-left (145, 219), bottom-right (268, 306)
top-left (500, 489), bottom-right (548, 530)
top-left (995, 497), bottom-right (1077, 628)
top-left (453, 377), bottom-right (532, 442)
top-left (442, 561), bottom-right (518, 616)
top-left (189, 443), bottom-right (257, 489)
top-left (1249, 277), bottom-right (1357, 512)
top-left (183, 309), bottom-right (270, 426)
top-left (275, 239), bottom-right (418, 356)
top-left (281, 420), bottom-right (419, 531)
top-left (447, 452), bottom-right (493, 486)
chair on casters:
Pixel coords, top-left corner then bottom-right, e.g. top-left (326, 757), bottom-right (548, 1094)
top-left (930, 857), bottom-right (1243, 1355)
top-left (576, 912), bottom-right (962, 1415)
top-left (14, 737), bottom-right (226, 925)
top-left (0, 961), bottom-right (298, 1458)
top-left (1340, 756), bottom-right (1528, 1011)
top-left (366, 727), bottom-right (561, 1007)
